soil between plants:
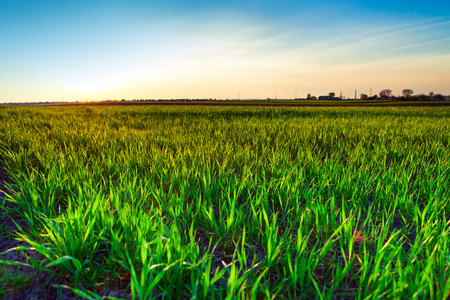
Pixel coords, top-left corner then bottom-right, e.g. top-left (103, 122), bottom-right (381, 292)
top-left (0, 167), bottom-right (77, 300)
top-left (0, 167), bottom-right (132, 299)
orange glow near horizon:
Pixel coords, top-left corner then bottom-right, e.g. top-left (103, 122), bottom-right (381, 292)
top-left (1, 5), bottom-right (450, 102)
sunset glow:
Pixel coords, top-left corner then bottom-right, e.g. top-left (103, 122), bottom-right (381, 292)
top-left (1, 0), bottom-right (450, 102)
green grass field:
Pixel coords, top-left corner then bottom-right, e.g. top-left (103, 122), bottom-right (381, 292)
top-left (0, 105), bottom-right (449, 299)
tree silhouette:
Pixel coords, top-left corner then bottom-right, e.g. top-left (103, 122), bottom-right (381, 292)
top-left (402, 89), bottom-right (413, 98)
top-left (380, 89), bottom-right (392, 99)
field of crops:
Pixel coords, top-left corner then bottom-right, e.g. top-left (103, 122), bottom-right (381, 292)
top-left (0, 105), bottom-right (449, 299)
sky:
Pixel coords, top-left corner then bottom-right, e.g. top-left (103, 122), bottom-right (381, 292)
top-left (1, 0), bottom-right (450, 102)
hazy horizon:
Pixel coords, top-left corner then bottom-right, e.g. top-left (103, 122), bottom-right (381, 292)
top-left (1, 0), bottom-right (450, 103)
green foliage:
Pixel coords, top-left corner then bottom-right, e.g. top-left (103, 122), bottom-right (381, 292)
top-left (0, 105), bottom-right (449, 299)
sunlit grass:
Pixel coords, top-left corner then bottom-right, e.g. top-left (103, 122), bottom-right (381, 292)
top-left (0, 105), bottom-right (449, 299)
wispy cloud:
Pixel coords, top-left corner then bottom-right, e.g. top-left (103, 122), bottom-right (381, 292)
top-left (1, 1), bottom-right (449, 101)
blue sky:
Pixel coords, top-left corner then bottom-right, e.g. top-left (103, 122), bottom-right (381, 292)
top-left (1, 0), bottom-right (449, 102)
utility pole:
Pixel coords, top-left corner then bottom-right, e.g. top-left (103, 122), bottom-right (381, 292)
top-left (355, 90), bottom-right (357, 100)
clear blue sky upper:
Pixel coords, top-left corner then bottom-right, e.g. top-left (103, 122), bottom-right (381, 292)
top-left (1, 0), bottom-right (449, 101)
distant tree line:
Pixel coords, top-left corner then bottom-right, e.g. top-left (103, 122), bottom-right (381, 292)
top-left (305, 89), bottom-right (447, 101)
top-left (360, 89), bottom-right (447, 101)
